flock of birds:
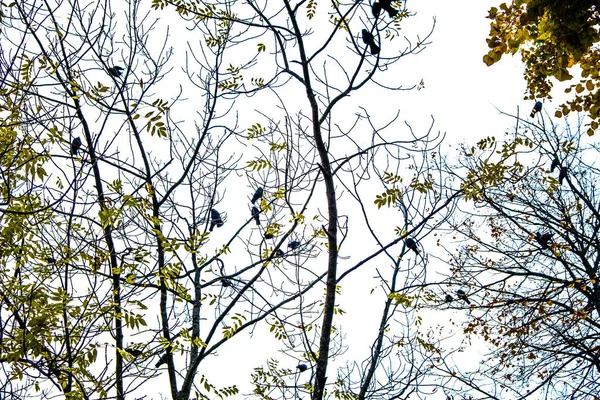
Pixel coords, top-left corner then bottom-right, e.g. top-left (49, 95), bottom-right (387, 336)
top-left (360, 0), bottom-right (398, 55)
top-left (211, 187), bottom-right (301, 258)
top-left (67, 53), bottom-right (563, 371)
top-left (440, 100), bottom-right (566, 306)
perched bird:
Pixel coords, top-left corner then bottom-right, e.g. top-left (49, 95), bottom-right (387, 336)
top-left (372, 0), bottom-right (398, 18)
top-left (506, 299), bottom-right (515, 305)
top-left (530, 101), bottom-right (542, 118)
top-left (535, 231), bottom-right (553, 250)
top-left (361, 29), bottom-right (380, 55)
top-left (155, 353), bottom-right (168, 368)
top-left (550, 157), bottom-right (559, 172)
top-left (108, 65), bottom-right (125, 77)
top-left (444, 294), bottom-right (453, 303)
top-left (297, 363), bottom-right (308, 372)
top-left (456, 289), bottom-right (471, 304)
top-left (126, 348), bottom-right (143, 358)
top-left (558, 166), bottom-right (567, 184)
top-left (251, 187), bottom-right (264, 204)
top-left (288, 241), bottom-right (301, 250)
top-left (275, 249), bottom-right (285, 258)
top-left (221, 279), bottom-right (233, 287)
top-left (405, 237), bottom-right (419, 254)
top-left (372, 2), bottom-right (381, 17)
top-left (210, 209), bottom-right (224, 231)
top-left (46, 257), bottom-right (56, 264)
top-left (264, 232), bottom-right (274, 239)
top-left (70, 137), bottom-right (82, 155)
top-left (251, 206), bottom-right (261, 225)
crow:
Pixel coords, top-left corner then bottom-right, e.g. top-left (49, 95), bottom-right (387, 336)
top-left (126, 348), bottom-right (143, 358)
top-left (530, 101), bottom-right (542, 118)
top-left (251, 206), bottom-right (261, 225)
top-left (251, 187), bottom-right (264, 204)
top-left (444, 294), bottom-right (453, 303)
top-left (558, 166), bottom-right (567, 184)
top-left (550, 157), bottom-right (559, 172)
top-left (108, 66), bottom-right (125, 77)
top-left (297, 363), bottom-right (308, 372)
top-left (210, 209), bottom-right (224, 231)
top-left (405, 237), bottom-right (419, 254)
top-left (361, 29), bottom-right (380, 55)
top-left (456, 289), bottom-right (471, 304)
top-left (535, 231), bottom-right (553, 250)
top-left (288, 240), bottom-right (301, 250)
top-left (372, 0), bottom-right (398, 18)
top-left (71, 137), bottom-right (82, 155)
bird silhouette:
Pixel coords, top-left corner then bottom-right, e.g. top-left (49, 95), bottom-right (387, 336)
top-left (361, 29), bottom-right (380, 55)
top-left (530, 101), bottom-right (542, 118)
top-left (264, 232), bottom-right (274, 239)
top-left (251, 187), bottom-right (264, 204)
top-left (108, 66), bottom-right (124, 77)
top-left (71, 137), bottom-right (82, 155)
top-left (275, 249), bottom-right (284, 258)
top-left (155, 353), bottom-right (168, 368)
top-left (550, 157), bottom-right (559, 172)
top-left (372, 0), bottom-right (398, 18)
top-left (297, 363), bottom-right (308, 372)
top-left (210, 209), bottom-right (224, 231)
top-left (288, 241), bottom-right (301, 250)
top-left (444, 294), bottom-right (453, 303)
top-left (456, 289), bottom-right (471, 304)
top-left (126, 348), bottom-right (143, 358)
top-left (405, 237), bottom-right (419, 254)
top-left (535, 231), bottom-right (553, 250)
top-left (251, 206), bottom-right (261, 225)
top-left (558, 166), bottom-right (567, 184)
top-left (221, 279), bottom-right (233, 287)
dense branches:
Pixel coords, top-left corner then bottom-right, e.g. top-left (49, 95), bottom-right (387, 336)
top-left (441, 115), bottom-right (600, 399)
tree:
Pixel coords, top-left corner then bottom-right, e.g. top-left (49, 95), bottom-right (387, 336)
top-left (483, 1), bottom-right (600, 135)
top-left (437, 114), bottom-right (600, 399)
top-left (0, 0), bottom-right (460, 399)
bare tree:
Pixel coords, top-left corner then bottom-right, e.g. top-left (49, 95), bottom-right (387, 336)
top-left (436, 113), bottom-right (600, 399)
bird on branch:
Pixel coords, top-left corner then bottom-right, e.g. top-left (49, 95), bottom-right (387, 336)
top-left (535, 231), bottom-right (553, 250)
top-left (70, 137), bottom-right (82, 155)
top-left (405, 237), bottom-right (419, 254)
top-left (558, 166), bottom-right (567, 184)
top-left (530, 101), bottom-right (542, 118)
top-left (297, 363), bottom-right (308, 372)
top-left (361, 29), bottom-right (380, 55)
top-left (550, 157), bottom-right (559, 172)
top-left (126, 348), bottom-right (143, 358)
top-left (372, 0), bottom-right (398, 18)
top-left (251, 206), bottom-right (261, 225)
top-left (108, 65), bottom-right (125, 77)
top-left (210, 209), bottom-right (224, 231)
top-left (456, 289), bottom-right (471, 304)
top-left (251, 187), bottom-right (264, 204)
